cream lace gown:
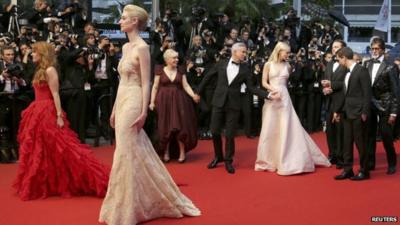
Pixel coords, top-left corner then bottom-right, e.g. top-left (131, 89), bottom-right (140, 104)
top-left (99, 47), bottom-right (201, 225)
top-left (255, 62), bottom-right (331, 175)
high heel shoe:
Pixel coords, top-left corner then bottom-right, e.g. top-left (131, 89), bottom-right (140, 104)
top-left (163, 155), bottom-right (170, 163)
top-left (178, 157), bottom-right (186, 163)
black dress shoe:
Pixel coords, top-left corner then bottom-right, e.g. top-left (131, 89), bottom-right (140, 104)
top-left (334, 171), bottom-right (354, 180)
top-left (350, 172), bottom-right (370, 181)
top-left (225, 163), bottom-right (235, 174)
top-left (387, 166), bottom-right (396, 175)
top-left (207, 158), bottom-right (222, 169)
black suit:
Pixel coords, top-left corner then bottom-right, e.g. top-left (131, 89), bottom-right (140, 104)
top-left (342, 63), bottom-right (372, 174)
top-left (324, 61), bottom-right (347, 165)
top-left (197, 59), bottom-right (270, 163)
top-left (366, 58), bottom-right (398, 169)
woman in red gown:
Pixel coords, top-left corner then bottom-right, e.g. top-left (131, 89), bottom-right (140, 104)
top-left (13, 42), bottom-right (109, 201)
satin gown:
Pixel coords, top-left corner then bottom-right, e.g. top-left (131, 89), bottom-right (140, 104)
top-left (99, 46), bottom-right (200, 225)
top-left (13, 83), bottom-right (109, 200)
top-left (255, 62), bottom-right (331, 175)
top-left (155, 68), bottom-right (197, 155)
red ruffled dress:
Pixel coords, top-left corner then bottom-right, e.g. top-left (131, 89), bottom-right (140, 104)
top-left (13, 83), bottom-right (110, 201)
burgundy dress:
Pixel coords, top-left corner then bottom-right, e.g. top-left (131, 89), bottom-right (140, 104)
top-left (155, 68), bottom-right (197, 155)
top-left (13, 83), bottom-right (110, 201)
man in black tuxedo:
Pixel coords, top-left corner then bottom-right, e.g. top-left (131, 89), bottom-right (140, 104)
top-left (365, 37), bottom-right (398, 175)
top-left (321, 40), bottom-right (347, 168)
top-left (334, 47), bottom-right (372, 181)
top-left (196, 42), bottom-right (278, 174)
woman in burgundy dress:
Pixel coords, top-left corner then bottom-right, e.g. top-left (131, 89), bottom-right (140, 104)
top-left (150, 49), bottom-right (200, 163)
top-left (13, 42), bottom-right (109, 201)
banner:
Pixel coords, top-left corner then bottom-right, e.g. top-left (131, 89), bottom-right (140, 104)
top-left (374, 0), bottom-right (389, 32)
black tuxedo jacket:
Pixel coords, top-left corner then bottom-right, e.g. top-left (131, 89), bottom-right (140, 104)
top-left (343, 63), bottom-right (372, 119)
top-left (324, 61), bottom-right (348, 113)
top-left (365, 58), bottom-right (399, 115)
top-left (197, 59), bottom-right (269, 110)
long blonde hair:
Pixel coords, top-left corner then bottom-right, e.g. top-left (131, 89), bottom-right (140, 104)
top-left (268, 41), bottom-right (290, 63)
top-left (32, 42), bottom-right (57, 84)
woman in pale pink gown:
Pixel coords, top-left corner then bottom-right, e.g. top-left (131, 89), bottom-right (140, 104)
top-left (99, 5), bottom-right (200, 225)
top-left (255, 42), bottom-right (331, 175)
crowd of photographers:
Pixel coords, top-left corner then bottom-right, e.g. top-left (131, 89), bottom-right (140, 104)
top-left (0, 1), bottom-right (386, 162)
top-left (0, 0), bottom-right (121, 162)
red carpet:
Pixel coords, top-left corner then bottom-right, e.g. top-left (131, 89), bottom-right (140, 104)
top-left (0, 132), bottom-right (399, 225)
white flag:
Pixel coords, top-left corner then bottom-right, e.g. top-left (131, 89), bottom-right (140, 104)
top-left (374, 0), bottom-right (389, 32)
top-left (270, 0), bottom-right (284, 4)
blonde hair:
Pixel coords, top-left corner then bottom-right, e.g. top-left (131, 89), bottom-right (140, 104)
top-left (32, 42), bottom-right (57, 84)
top-left (268, 42), bottom-right (290, 63)
top-left (163, 49), bottom-right (178, 61)
top-left (123, 4), bottom-right (148, 31)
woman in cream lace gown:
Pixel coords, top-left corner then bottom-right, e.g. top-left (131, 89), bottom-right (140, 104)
top-left (99, 5), bottom-right (200, 225)
top-left (255, 42), bottom-right (331, 175)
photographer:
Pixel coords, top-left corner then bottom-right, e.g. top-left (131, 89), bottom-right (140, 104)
top-left (162, 8), bottom-right (186, 53)
top-left (152, 35), bottom-right (183, 66)
top-left (0, 46), bottom-right (27, 93)
top-left (304, 47), bottom-right (324, 132)
top-left (57, 0), bottom-right (86, 32)
top-left (0, 46), bottom-right (31, 161)
top-left (59, 47), bottom-right (95, 143)
top-left (186, 35), bottom-right (214, 139)
top-left (91, 35), bottom-right (118, 140)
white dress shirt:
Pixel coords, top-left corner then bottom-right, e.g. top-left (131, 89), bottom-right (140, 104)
top-left (345, 62), bottom-right (357, 92)
top-left (333, 61), bottom-right (339, 72)
top-left (227, 58), bottom-right (240, 85)
top-left (371, 55), bottom-right (384, 86)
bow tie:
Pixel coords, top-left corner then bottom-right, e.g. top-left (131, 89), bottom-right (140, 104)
top-left (231, 60), bottom-right (240, 65)
top-left (372, 59), bottom-right (381, 64)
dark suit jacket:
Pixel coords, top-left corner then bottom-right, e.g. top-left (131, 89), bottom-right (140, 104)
top-left (324, 61), bottom-right (348, 113)
top-left (365, 59), bottom-right (399, 115)
top-left (197, 59), bottom-right (269, 110)
top-left (343, 63), bottom-right (372, 119)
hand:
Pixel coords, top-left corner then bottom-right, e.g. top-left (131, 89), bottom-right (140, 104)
top-left (388, 115), bottom-right (396, 125)
top-left (269, 90), bottom-right (281, 100)
top-left (192, 94), bottom-right (200, 103)
top-left (109, 112), bottom-right (115, 128)
top-left (332, 112), bottom-right (340, 123)
top-left (87, 55), bottom-right (94, 65)
top-left (361, 114), bottom-right (367, 122)
top-left (323, 87), bottom-right (333, 95)
top-left (187, 61), bottom-right (194, 71)
top-left (1, 70), bottom-right (10, 79)
top-left (56, 116), bottom-right (64, 128)
top-left (321, 80), bottom-right (331, 88)
top-left (131, 113), bottom-right (147, 132)
top-left (149, 103), bottom-right (155, 111)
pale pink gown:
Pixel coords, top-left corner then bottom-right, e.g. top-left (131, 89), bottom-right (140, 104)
top-left (255, 62), bottom-right (331, 175)
top-left (99, 45), bottom-right (200, 225)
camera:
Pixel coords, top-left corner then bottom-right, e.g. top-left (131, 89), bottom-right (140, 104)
top-left (83, 47), bottom-right (105, 60)
top-left (6, 63), bottom-right (23, 77)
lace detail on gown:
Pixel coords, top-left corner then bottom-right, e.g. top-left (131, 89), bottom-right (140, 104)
top-left (99, 50), bottom-right (200, 225)
top-left (255, 62), bottom-right (331, 175)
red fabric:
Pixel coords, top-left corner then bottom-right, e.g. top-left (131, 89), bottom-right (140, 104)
top-left (13, 83), bottom-right (110, 201)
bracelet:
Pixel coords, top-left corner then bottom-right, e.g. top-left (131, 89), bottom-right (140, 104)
top-left (57, 112), bottom-right (63, 118)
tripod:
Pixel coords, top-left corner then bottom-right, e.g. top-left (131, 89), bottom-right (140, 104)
top-left (7, 0), bottom-right (20, 35)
